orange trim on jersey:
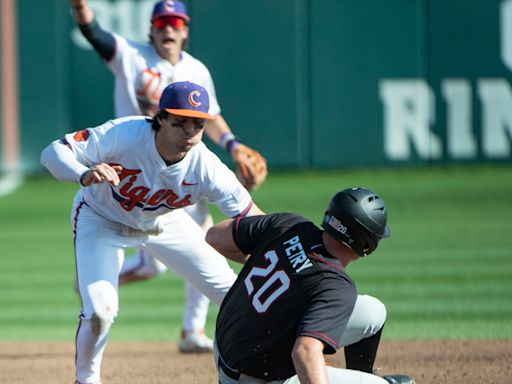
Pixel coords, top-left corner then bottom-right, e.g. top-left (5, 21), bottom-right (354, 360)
top-left (73, 130), bottom-right (91, 142)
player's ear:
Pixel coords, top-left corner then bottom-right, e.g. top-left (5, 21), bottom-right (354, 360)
top-left (156, 115), bottom-right (166, 126)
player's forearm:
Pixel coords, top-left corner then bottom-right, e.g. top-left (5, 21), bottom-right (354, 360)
top-left (71, 0), bottom-right (94, 25)
top-left (205, 219), bottom-right (248, 264)
top-left (246, 202), bottom-right (265, 216)
top-left (293, 355), bottom-right (329, 384)
top-left (71, 0), bottom-right (116, 61)
top-left (292, 337), bottom-right (329, 384)
top-left (204, 115), bottom-right (230, 146)
top-left (204, 116), bottom-right (242, 155)
top-left (40, 140), bottom-right (89, 184)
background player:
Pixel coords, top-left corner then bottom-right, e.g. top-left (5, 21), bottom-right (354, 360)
top-left (41, 81), bottom-right (264, 384)
top-left (206, 187), bottom-right (415, 384)
top-left (70, 0), bottom-right (268, 352)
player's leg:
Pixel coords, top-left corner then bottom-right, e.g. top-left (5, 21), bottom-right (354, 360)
top-left (119, 202), bottom-right (215, 352)
top-left (72, 199), bottom-right (128, 384)
top-left (217, 368), bottom-right (391, 384)
top-left (119, 249), bottom-right (214, 353)
top-left (324, 367), bottom-right (391, 384)
top-left (272, 367), bottom-right (391, 384)
top-left (340, 294), bottom-right (387, 373)
top-left (326, 369), bottom-right (416, 384)
top-left (143, 209), bottom-right (237, 306)
top-left (118, 249), bottom-right (167, 284)
top-left (178, 201), bottom-right (215, 352)
top-left (179, 281), bottom-right (213, 352)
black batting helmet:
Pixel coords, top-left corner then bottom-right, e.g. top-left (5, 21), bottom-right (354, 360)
top-left (321, 187), bottom-right (390, 256)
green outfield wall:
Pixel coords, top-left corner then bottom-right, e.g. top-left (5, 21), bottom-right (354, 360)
top-left (2, 0), bottom-right (512, 173)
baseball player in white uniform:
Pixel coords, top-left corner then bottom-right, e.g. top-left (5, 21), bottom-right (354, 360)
top-left (41, 81), bottom-right (264, 384)
top-left (71, 0), bottom-right (268, 352)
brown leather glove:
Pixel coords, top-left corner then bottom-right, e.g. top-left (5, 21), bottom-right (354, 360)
top-left (231, 144), bottom-right (268, 191)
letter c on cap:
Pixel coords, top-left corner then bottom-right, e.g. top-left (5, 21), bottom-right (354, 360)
top-left (188, 91), bottom-right (201, 107)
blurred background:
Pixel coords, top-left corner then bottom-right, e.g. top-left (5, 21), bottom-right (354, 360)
top-left (2, 0), bottom-right (512, 174)
top-left (0, 0), bottom-right (511, 342)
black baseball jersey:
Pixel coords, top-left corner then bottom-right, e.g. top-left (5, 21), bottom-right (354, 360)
top-left (215, 213), bottom-right (357, 381)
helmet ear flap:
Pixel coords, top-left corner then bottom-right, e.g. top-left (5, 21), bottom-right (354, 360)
top-left (360, 233), bottom-right (379, 256)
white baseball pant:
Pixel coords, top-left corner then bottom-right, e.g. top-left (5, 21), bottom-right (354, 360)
top-left (72, 198), bottom-right (236, 384)
top-left (119, 199), bottom-right (214, 332)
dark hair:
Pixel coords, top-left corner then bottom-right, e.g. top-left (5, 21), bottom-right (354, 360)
top-left (152, 110), bottom-right (170, 131)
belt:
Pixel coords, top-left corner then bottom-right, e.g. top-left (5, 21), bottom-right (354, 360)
top-left (218, 356), bottom-right (241, 381)
top-left (120, 223), bottom-right (163, 237)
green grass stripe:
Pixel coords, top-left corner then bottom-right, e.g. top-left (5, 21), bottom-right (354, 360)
top-left (1, 165), bottom-right (511, 341)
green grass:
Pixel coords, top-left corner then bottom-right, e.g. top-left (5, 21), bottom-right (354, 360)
top-left (1, 165), bottom-right (511, 341)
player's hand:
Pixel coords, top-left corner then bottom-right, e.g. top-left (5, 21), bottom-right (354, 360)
top-left (80, 163), bottom-right (123, 187)
top-left (71, 0), bottom-right (88, 9)
top-left (71, 0), bottom-right (94, 26)
top-left (231, 144), bottom-right (268, 191)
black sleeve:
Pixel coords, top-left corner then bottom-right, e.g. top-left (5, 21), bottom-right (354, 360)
top-left (79, 18), bottom-right (116, 61)
top-left (232, 213), bottom-right (308, 255)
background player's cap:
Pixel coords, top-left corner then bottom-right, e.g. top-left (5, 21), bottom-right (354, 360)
top-left (159, 81), bottom-right (215, 120)
top-left (151, 1), bottom-right (191, 22)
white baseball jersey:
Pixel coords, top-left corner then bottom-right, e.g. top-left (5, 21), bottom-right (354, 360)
top-left (108, 34), bottom-right (221, 118)
top-left (60, 116), bottom-right (251, 232)
top-left (41, 115), bottom-right (251, 383)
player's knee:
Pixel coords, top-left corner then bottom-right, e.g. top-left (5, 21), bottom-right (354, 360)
top-left (82, 280), bottom-right (119, 336)
top-left (356, 295), bottom-right (387, 336)
top-left (340, 295), bottom-right (387, 346)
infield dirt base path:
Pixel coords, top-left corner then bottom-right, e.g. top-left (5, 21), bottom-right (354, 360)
top-left (0, 340), bottom-right (510, 383)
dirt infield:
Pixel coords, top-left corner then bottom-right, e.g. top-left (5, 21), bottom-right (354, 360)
top-left (0, 340), bottom-right (510, 383)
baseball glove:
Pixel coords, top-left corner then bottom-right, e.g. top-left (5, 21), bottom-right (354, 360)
top-left (232, 144), bottom-right (268, 191)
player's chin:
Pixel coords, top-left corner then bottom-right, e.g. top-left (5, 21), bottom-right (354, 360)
top-left (160, 43), bottom-right (175, 53)
top-left (181, 140), bottom-right (198, 151)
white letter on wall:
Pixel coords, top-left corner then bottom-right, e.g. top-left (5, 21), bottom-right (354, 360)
top-left (442, 79), bottom-right (476, 159)
top-left (478, 79), bottom-right (512, 158)
top-left (501, 0), bottom-right (512, 71)
top-left (379, 80), bottom-right (441, 160)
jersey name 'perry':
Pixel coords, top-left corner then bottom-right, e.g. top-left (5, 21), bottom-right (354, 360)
top-left (283, 235), bottom-right (313, 273)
